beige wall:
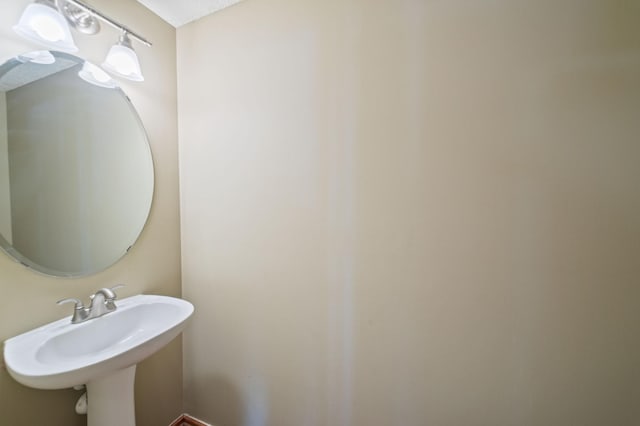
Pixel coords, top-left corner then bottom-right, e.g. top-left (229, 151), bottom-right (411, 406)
top-left (0, 1), bottom-right (181, 425)
top-left (178, 0), bottom-right (640, 425)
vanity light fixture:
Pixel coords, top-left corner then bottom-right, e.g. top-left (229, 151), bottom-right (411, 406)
top-left (13, 0), bottom-right (151, 82)
top-left (13, 0), bottom-right (78, 52)
top-left (102, 32), bottom-right (144, 82)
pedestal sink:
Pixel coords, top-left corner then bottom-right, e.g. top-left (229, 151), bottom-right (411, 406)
top-left (3, 294), bottom-right (194, 426)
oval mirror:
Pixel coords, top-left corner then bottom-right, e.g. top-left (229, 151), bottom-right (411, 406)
top-left (0, 51), bottom-right (153, 277)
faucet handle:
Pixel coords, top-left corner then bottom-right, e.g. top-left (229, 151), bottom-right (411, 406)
top-left (105, 285), bottom-right (125, 308)
top-left (109, 284), bottom-right (125, 296)
top-left (57, 298), bottom-right (88, 324)
top-left (57, 297), bottom-right (84, 309)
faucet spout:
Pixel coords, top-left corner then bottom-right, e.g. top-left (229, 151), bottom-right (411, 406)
top-left (88, 291), bottom-right (114, 318)
top-left (58, 285), bottom-right (125, 324)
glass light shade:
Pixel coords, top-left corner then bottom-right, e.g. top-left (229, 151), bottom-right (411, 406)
top-left (13, 2), bottom-right (78, 52)
top-left (17, 50), bottom-right (56, 65)
top-left (102, 44), bottom-right (144, 82)
top-left (78, 61), bottom-right (117, 89)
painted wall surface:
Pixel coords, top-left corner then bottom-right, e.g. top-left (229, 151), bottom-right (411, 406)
top-left (0, 92), bottom-right (10, 244)
top-left (0, 1), bottom-right (181, 425)
top-left (178, 0), bottom-right (640, 425)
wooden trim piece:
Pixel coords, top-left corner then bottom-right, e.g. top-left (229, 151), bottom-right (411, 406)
top-left (170, 413), bottom-right (211, 426)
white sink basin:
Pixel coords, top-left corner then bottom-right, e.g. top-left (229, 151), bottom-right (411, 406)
top-left (4, 294), bottom-right (193, 390)
top-left (3, 294), bottom-right (193, 426)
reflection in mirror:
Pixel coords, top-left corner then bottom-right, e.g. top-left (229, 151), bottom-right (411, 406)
top-left (0, 51), bottom-right (153, 277)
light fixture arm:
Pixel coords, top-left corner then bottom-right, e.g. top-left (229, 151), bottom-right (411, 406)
top-left (60, 0), bottom-right (152, 47)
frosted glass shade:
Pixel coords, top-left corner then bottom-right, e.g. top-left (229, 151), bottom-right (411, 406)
top-left (78, 61), bottom-right (117, 89)
top-left (102, 44), bottom-right (144, 82)
top-left (17, 50), bottom-right (56, 65)
top-left (13, 2), bottom-right (78, 52)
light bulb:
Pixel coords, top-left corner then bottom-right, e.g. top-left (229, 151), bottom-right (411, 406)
top-left (31, 14), bottom-right (64, 42)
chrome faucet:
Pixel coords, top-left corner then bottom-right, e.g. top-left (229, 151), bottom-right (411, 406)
top-left (57, 285), bottom-right (125, 324)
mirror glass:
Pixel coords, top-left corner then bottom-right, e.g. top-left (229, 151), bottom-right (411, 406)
top-left (0, 51), bottom-right (153, 277)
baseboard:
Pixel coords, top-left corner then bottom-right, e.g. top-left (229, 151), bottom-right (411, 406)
top-left (170, 413), bottom-right (212, 426)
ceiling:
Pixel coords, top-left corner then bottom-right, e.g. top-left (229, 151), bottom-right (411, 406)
top-left (136, 0), bottom-right (246, 28)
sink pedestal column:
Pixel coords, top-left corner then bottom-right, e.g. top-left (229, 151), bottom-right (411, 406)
top-left (86, 365), bottom-right (137, 426)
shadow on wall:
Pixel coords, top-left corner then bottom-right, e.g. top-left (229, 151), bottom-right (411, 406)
top-left (0, 369), bottom-right (84, 425)
top-left (189, 374), bottom-right (247, 426)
